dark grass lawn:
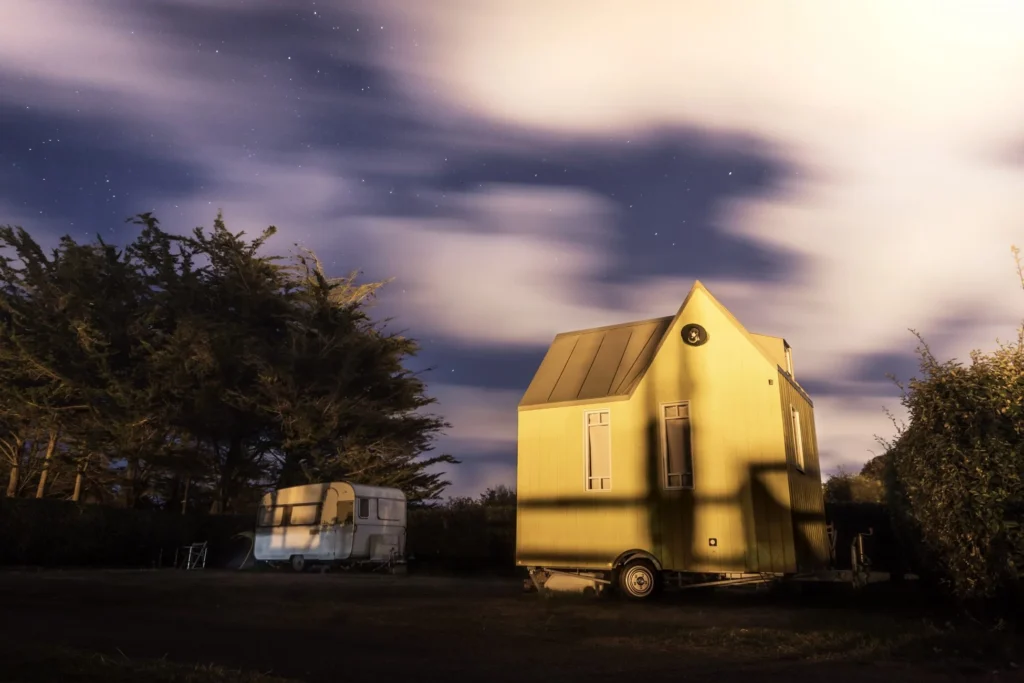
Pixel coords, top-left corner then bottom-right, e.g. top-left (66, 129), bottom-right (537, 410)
top-left (0, 648), bottom-right (300, 683)
top-left (0, 570), bottom-right (1018, 683)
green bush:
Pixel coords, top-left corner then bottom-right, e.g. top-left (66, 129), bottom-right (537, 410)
top-left (824, 470), bottom-right (886, 504)
top-left (883, 334), bottom-right (1024, 606)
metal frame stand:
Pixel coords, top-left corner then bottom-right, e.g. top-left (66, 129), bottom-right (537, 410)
top-left (175, 541), bottom-right (208, 570)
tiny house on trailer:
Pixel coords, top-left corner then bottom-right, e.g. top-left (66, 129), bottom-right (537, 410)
top-left (516, 281), bottom-right (830, 599)
top-left (254, 482), bottom-right (407, 572)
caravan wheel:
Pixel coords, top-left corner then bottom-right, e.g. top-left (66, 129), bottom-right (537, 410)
top-left (290, 555), bottom-right (307, 573)
top-left (618, 559), bottom-right (660, 600)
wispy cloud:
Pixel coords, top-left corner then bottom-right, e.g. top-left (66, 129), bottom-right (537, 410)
top-left (354, 0), bottom-right (1024, 477)
top-left (350, 184), bottom-right (649, 347)
top-left (6, 0), bottom-right (1024, 494)
top-left (430, 384), bottom-right (520, 451)
top-left (359, 0), bottom-right (1024, 363)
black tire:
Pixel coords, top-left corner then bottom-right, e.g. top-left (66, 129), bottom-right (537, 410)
top-left (618, 559), bottom-right (660, 600)
top-left (290, 555), bottom-right (307, 573)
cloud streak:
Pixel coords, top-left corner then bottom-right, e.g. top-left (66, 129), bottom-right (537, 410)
top-left (5, 0), bottom-right (1024, 493)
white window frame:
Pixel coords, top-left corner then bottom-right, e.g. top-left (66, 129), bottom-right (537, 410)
top-left (791, 405), bottom-right (806, 473)
top-left (583, 409), bottom-right (612, 492)
top-left (660, 401), bottom-right (695, 490)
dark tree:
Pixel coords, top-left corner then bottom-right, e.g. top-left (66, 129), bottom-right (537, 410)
top-left (0, 212), bottom-right (458, 509)
top-left (256, 251), bottom-right (456, 503)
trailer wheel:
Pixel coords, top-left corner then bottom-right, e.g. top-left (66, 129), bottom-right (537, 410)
top-left (618, 559), bottom-right (660, 600)
top-left (290, 555), bottom-right (307, 573)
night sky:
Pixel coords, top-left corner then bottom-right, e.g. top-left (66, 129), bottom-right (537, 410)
top-left (4, 1), bottom-right (1024, 496)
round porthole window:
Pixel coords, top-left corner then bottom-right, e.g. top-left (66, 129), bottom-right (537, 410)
top-left (681, 323), bottom-right (708, 346)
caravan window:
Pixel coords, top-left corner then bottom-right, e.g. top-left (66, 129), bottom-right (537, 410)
top-left (287, 503), bottom-right (321, 526)
top-left (257, 505), bottom-right (285, 527)
top-left (377, 498), bottom-right (403, 521)
top-left (257, 503), bottom-right (321, 527)
top-left (357, 498), bottom-right (370, 519)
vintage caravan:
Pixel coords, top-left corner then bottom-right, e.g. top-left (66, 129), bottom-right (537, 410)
top-left (516, 281), bottom-right (830, 599)
top-left (253, 482), bottom-right (407, 571)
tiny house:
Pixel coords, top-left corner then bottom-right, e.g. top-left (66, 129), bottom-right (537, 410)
top-left (254, 482), bottom-right (407, 572)
top-left (516, 281), bottom-right (829, 598)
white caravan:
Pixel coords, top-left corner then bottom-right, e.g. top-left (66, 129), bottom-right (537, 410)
top-left (253, 482), bottom-right (407, 572)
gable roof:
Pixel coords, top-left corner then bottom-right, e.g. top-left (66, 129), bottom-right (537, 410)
top-left (518, 315), bottom-right (673, 408)
top-left (519, 280), bottom-right (795, 410)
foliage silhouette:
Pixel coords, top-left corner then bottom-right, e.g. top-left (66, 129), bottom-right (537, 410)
top-left (0, 212), bottom-right (455, 510)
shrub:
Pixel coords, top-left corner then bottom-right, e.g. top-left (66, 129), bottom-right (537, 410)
top-left (883, 333), bottom-right (1024, 606)
top-left (824, 468), bottom-right (886, 504)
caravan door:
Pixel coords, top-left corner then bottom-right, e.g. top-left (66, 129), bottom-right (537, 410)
top-left (320, 485), bottom-right (355, 561)
top-left (350, 496), bottom-right (376, 559)
top-left (333, 498), bottom-right (355, 560)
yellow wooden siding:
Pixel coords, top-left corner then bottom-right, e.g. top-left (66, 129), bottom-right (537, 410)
top-left (778, 372), bottom-right (830, 571)
top-left (517, 282), bottom-right (812, 575)
top-left (635, 288), bottom-right (794, 574)
top-left (516, 398), bottom-right (651, 569)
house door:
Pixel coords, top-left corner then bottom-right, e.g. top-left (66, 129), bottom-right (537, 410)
top-left (350, 497), bottom-right (377, 559)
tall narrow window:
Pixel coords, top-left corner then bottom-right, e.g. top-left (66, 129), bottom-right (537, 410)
top-left (663, 403), bottom-right (694, 489)
top-left (791, 406), bottom-right (805, 472)
top-left (585, 410), bottom-right (611, 490)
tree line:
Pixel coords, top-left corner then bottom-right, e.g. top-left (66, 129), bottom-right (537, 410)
top-left (0, 213), bottom-right (457, 512)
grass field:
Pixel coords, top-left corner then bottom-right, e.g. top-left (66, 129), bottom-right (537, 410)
top-left (0, 570), bottom-right (1018, 682)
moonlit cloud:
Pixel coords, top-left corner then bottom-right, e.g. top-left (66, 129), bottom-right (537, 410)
top-left (357, 0), bottom-right (1024, 471)
top-left (361, 0), bottom-right (1024, 347)
top-left (813, 394), bottom-right (907, 470)
top-left (429, 384), bottom-right (520, 451)
top-left (367, 1), bottom-right (1024, 149)
top-left (5, 0), bottom-right (1024, 494)
top-left (351, 184), bottom-right (639, 347)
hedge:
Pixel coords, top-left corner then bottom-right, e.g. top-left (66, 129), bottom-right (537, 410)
top-left (0, 497), bottom-right (517, 571)
top-left (0, 497), bottom-right (252, 568)
top-left (406, 504), bottom-right (515, 573)
top-left (0, 497), bottom-right (904, 576)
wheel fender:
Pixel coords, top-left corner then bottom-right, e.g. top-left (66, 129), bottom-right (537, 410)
top-left (613, 550), bottom-right (662, 571)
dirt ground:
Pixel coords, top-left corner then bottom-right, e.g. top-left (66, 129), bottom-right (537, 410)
top-left (0, 570), bottom-right (1018, 682)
